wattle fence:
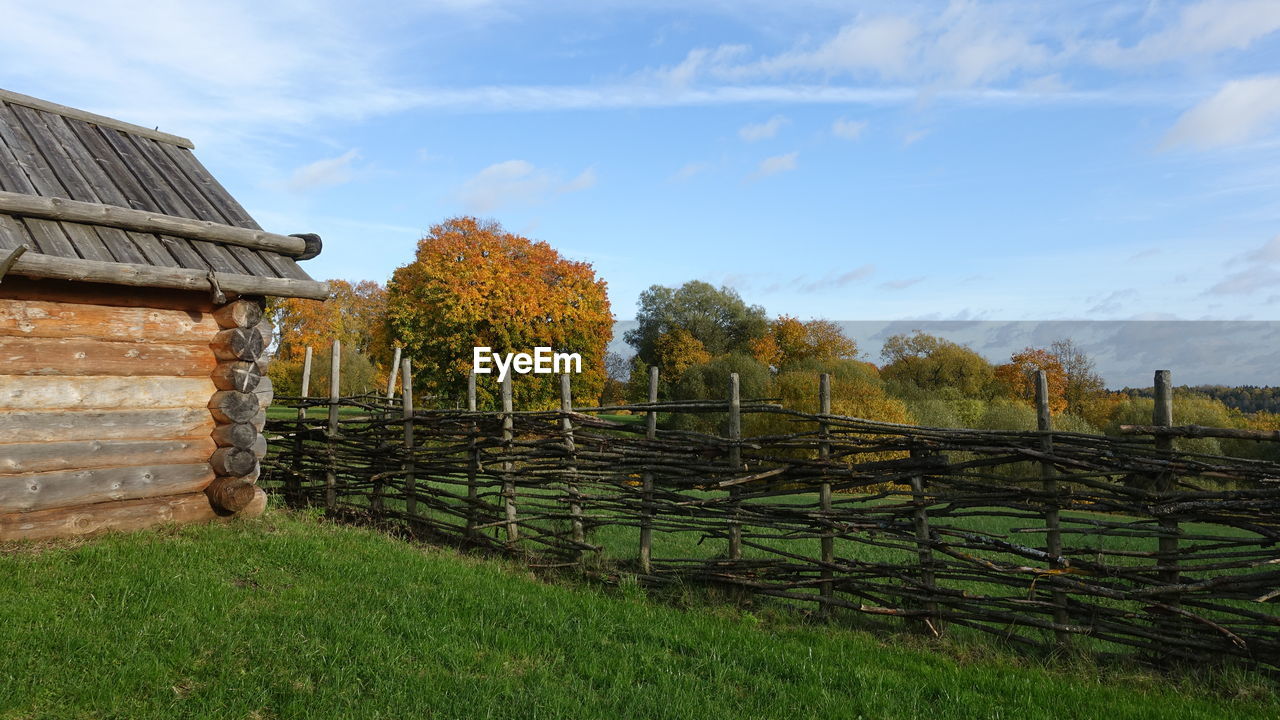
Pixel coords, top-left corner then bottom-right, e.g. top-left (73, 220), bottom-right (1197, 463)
top-left (259, 367), bottom-right (1280, 671)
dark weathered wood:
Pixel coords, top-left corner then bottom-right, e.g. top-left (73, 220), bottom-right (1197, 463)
top-left (211, 361), bottom-right (262, 393)
top-left (211, 422), bottom-right (258, 450)
top-left (210, 326), bottom-right (265, 362)
top-left (157, 143), bottom-right (259, 228)
top-left (8, 251), bottom-right (329, 300)
top-left (0, 462), bottom-right (214, 513)
top-left (465, 371), bottom-right (479, 538)
top-left (210, 447), bottom-right (257, 476)
top-left (326, 340), bottom-right (341, 509)
top-left (205, 475), bottom-right (260, 514)
top-left (502, 373), bottom-right (517, 544)
top-left (1035, 370), bottom-right (1069, 644)
top-left (1153, 370), bottom-right (1181, 621)
top-left (0, 488), bottom-right (267, 542)
top-left (0, 243), bottom-right (26, 281)
top-left (561, 373), bottom-right (585, 550)
top-left (208, 390), bottom-right (259, 424)
top-left (727, 372), bottom-right (742, 560)
top-left (818, 372), bottom-right (833, 613)
top-left (402, 358), bottom-right (416, 517)
top-left (640, 366), bottom-right (658, 572)
top-left (0, 88), bottom-right (194, 148)
top-left (212, 299), bottom-right (263, 329)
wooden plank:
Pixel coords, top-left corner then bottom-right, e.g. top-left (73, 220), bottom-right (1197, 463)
top-left (158, 234), bottom-right (211, 271)
top-left (257, 250), bottom-right (312, 280)
top-left (159, 144), bottom-right (260, 228)
top-left (123, 231), bottom-right (181, 267)
top-left (0, 408), bottom-right (213, 444)
top-left (0, 336), bottom-right (215, 376)
top-left (0, 88), bottom-right (194, 149)
top-left (0, 213), bottom-right (30, 250)
top-left (224, 245), bottom-right (274, 277)
top-left (0, 462), bottom-right (215, 513)
top-left (0, 276), bottom-right (212, 311)
top-left (96, 127), bottom-right (197, 217)
top-left (8, 104), bottom-right (100, 201)
top-left (0, 102), bottom-right (63, 197)
top-left (18, 218), bottom-right (77, 258)
top-left (0, 191), bottom-right (307, 256)
top-left (0, 488), bottom-right (266, 542)
top-left (1, 297), bottom-right (219, 344)
top-left (0, 438), bottom-right (216, 476)
top-left (0, 375), bottom-right (216, 411)
top-left (63, 118), bottom-right (157, 211)
top-left (130, 136), bottom-right (224, 221)
top-left (189, 238), bottom-right (248, 274)
top-left (8, 251), bottom-right (330, 300)
top-left (0, 119), bottom-right (38, 194)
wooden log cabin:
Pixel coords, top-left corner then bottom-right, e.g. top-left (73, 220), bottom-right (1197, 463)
top-left (0, 88), bottom-right (329, 540)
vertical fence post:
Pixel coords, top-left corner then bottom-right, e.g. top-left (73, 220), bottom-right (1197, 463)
top-left (639, 366), bottom-right (658, 573)
top-left (1036, 370), bottom-right (1069, 645)
top-left (1153, 370), bottom-right (1181, 621)
top-left (466, 372), bottom-right (479, 540)
top-left (727, 372), bottom-right (743, 561)
top-left (386, 346), bottom-right (401, 399)
top-left (401, 358), bottom-right (416, 519)
top-left (325, 340), bottom-right (340, 510)
top-left (502, 374), bottom-right (518, 546)
top-left (818, 373), bottom-right (834, 615)
top-left (561, 374), bottom-right (586, 555)
top-left (910, 443), bottom-right (938, 630)
top-left (290, 345), bottom-right (312, 505)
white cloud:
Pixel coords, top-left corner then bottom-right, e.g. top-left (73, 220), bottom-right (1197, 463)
top-left (1163, 76), bottom-right (1280, 149)
top-left (1208, 235), bottom-right (1280, 294)
top-left (286, 149), bottom-right (359, 192)
top-left (880, 276), bottom-right (925, 290)
top-left (831, 117), bottom-right (867, 140)
top-left (739, 114), bottom-right (789, 141)
top-left (1094, 0), bottom-right (1280, 64)
top-left (458, 160), bottom-right (595, 213)
top-left (751, 152), bottom-right (798, 179)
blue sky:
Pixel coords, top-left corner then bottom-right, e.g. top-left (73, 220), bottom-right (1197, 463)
top-left (3, 0), bottom-right (1280, 327)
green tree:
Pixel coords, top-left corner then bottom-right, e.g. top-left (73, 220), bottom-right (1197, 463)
top-left (625, 281), bottom-right (768, 366)
top-left (880, 331), bottom-right (997, 398)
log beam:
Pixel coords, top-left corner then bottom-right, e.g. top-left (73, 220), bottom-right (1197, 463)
top-left (0, 488), bottom-right (267, 541)
top-left (0, 190), bottom-right (307, 256)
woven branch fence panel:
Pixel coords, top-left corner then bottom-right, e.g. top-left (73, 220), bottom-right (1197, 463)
top-left (260, 385), bottom-right (1280, 671)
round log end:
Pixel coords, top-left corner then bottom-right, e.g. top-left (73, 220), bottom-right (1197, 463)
top-left (212, 299), bottom-right (264, 329)
top-left (289, 233), bottom-right (323, 261)
top-left (211, 327), bottom-right (265, 362)
top-left (209, 391), bottom-right (260, 424)
top-left (206, 476), bottom-right (260, 513)
top-left (210, 447), bottom-right (257, 476)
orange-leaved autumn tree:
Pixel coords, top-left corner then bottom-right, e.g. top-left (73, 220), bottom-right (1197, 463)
top-left (994, 347), bottom-right (1067, 415)
top-left (750, 316), bottom-right (859, 369)
top-left (267, 279), bottom-right (391, 396)
top-left (385, 217), bottom-right (612, 409)
top-left (654, 328), bottom-right (713, 380)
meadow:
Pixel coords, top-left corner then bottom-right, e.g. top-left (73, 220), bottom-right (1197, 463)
top-left (2, 508), bottom-right (1276, 720)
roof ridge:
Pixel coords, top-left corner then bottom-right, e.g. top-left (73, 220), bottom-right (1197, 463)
top-left (0, 88), bottom-right (195, 149)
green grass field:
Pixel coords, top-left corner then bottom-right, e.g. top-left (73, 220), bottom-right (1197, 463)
top-left (2, 507), bottom-right (1275, 719)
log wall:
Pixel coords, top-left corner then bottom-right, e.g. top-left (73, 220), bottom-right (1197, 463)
top-left (0, 279), bottom-right (270, 539)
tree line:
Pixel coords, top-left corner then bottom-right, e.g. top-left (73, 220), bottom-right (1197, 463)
top-left (265, 216), bottom-right (1279, 462)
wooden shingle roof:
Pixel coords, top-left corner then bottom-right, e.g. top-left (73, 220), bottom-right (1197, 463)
top-left (0, 88), bottom-right (328, 300)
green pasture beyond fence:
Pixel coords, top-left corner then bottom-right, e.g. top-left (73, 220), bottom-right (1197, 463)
top-left (259, 365), bottom-right (1280, 672)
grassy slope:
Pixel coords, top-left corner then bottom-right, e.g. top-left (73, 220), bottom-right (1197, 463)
top-left (1, 510), bottom-right (1275, 720)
